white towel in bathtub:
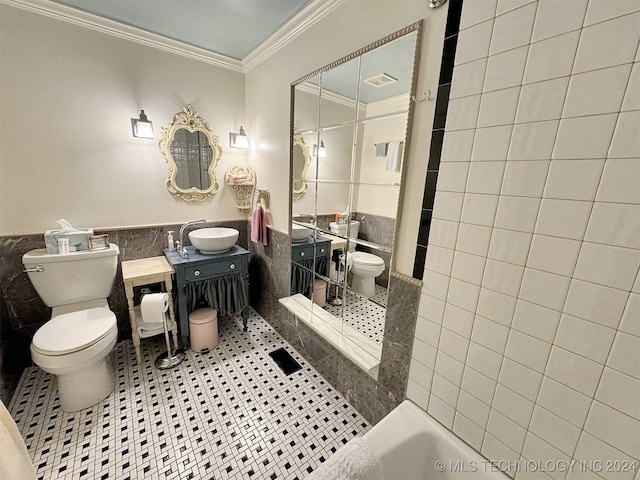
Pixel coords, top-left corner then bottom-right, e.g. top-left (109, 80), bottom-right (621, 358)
top-left (0, 399), bottom-right (36, 480)
top-left (305, 436), bottom-right (382, 480)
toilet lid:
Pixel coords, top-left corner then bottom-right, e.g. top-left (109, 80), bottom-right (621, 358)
top-left (32, 308), bottom-right (116, 356)
top-left (351, 251), bottom-right (384, 266)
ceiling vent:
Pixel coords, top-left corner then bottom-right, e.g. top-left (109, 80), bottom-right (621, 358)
top-left (363, 73), bottom-right (398, 88)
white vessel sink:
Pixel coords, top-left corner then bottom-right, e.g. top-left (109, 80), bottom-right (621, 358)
top-left (189, 227), bottom-right (239, 254)
top-left (292, 224), bottom-right (313, 242)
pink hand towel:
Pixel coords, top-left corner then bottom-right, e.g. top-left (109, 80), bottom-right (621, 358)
top-left (251, 205), bottom-right (262, 244)
top-left (251, 205), bottom-right (268, 245)
top-left (260, 205), bottom-right (268, 245)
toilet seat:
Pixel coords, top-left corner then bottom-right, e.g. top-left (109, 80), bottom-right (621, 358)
top-left (351, 251), bottom-right (384, 266)
top-left (32, 307), bottom-right (116, 356)
top-left (350, 252), bottom-right (384, 273)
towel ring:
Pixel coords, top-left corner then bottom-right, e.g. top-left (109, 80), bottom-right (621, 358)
top-left (256, 189), bottom-right (270, 209)
top-left (411, 90), bottom-right (433, 102)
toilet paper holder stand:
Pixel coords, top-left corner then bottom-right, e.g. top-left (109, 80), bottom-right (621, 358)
top-left (141, 288), bottom-right (185, 369)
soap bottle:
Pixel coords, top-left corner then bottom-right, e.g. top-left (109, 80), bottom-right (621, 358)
top-left (167, 231), bottom-right (175, 250)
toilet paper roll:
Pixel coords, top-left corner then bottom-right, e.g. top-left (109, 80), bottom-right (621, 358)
top-left (140, 293), bottom-right (169, 324)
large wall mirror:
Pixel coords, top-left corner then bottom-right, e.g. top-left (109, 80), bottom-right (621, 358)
top-left (159, 105), bottom-right (222, 201)
top-left (286, 22), bottom-right (422, 376)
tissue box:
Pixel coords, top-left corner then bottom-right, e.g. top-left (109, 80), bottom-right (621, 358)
top-left (44, 229), bottom-right (94, 253)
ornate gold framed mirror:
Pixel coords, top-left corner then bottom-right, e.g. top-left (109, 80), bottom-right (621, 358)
top-left (292, 133), bottom-right (311, 200)
top-left (159, 105), bottom-right (222, 201)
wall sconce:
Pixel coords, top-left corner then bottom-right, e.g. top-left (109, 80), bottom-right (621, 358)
top-left (229, 126), bottom-right (249, 149)
top-left (131, 110), bottom-right (154, 139)
top-left (313, 140), bottom-right (327, 158)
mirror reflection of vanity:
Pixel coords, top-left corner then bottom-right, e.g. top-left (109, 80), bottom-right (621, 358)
top-left (290, 236), bottom-right (330, 296)
top-left (159, 105), bottom-right (222, 201)
top-left (283, 22), bottom-right (422, 377)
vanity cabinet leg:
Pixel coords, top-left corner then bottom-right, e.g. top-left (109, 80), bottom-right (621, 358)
top-left (177, 286), bottom-right (190, 349)
top-left (163, 276), bottom-right (180, 350)
top-left (243, 271), bottom-right (249, 331)
top-left (168, 297), bottom-right (179, 349)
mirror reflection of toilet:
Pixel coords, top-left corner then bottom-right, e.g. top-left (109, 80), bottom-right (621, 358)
top-left (330, 220), bottom-right (385, 298)
top-left (348, 251), bottom-right (385, 298)
top-left (22, 244), bottom-right (120, 412)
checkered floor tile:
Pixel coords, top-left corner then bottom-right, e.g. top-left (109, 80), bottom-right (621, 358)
top-left (8, 309), bottom-right (370, 480)
top-left (325, 285), bottom-right (387, 344)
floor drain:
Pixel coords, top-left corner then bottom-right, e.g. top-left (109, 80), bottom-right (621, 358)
top-left (268, 348), bottom-right (302, 375)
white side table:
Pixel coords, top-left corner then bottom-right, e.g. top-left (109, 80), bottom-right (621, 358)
top-left (121, 256), bottom-right (178, 365)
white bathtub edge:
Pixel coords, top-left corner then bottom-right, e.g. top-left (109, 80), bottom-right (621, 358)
top-left (363, 400), bottom-right (428, 458)
top-left (363, 399), bottom-right (509, 479)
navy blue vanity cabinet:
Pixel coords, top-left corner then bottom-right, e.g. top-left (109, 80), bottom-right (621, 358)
top-left (164, 245), bottom-right (250, 348)
top-left (291, 237), bottom-right (331, 295)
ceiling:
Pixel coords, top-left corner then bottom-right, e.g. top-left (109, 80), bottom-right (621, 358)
top-left (25, 0), bottom-right (418, 102)
top-left (51, 0), bottom-right (313, 61)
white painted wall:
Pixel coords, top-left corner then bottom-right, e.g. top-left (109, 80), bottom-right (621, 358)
top-left (354, 97), bottom-right (408, 218)
top-left (0, 5), bottom-right (248, 234)
top-left (245, 0), bottom-right (449, 275)
top-left (1, 0), bottom-right (447, 275)
top-left (291, 89), bottom-right (354, 218)
top-left (293, 90), bottom-right (408, 221)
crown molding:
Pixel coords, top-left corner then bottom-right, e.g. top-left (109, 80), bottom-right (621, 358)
top-left (296, 83), bottom-right (410, 113)
top-left (1, 0), bottom-right (244, 72)
top-left (242, 0), bottom-right (345, 72)
top-left (366, 94), bottom-right (411, 116)
top-left (296, 82), bottom-right (356, 109)
top-left (2, 0), bottom-right (343, 74)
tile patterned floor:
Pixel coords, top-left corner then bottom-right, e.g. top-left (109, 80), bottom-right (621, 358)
top-left (369, 285), bottom-right (388, 308)
top-left (325, 285), bottom-right (388, 344)
top-left (8, 310), bottom-right (369, 480)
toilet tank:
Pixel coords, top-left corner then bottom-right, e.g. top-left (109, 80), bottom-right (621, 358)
top-left (22, 244), bottom-right (119, 307)
top-left (329, 220), bottom-right (360, 238)
top-left (329, 221), bottom-right (360, 252)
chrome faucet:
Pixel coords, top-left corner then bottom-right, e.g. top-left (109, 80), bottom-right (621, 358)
top-left (176, 219), bottom-right (206, 258)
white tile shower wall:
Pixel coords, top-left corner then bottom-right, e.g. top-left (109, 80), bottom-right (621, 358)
top-left (409, 1), bottom-right (640, 478)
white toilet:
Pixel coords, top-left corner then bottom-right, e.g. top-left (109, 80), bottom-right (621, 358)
top-left (349, 251), bottom-right (386, 298)
top-left (329, 221), bottom-right (385, 298)
top-left (22, 244), bottom-right (119, 412)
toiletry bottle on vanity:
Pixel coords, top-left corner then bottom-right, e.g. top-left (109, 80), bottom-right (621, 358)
top-left (58, 238), bottom-right (70, 254)
top-left (167, 231), bottom-right (175, 250)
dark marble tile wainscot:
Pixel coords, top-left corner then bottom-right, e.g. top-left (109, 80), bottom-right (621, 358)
top-left (0, 220), bottom-right (249, 402)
